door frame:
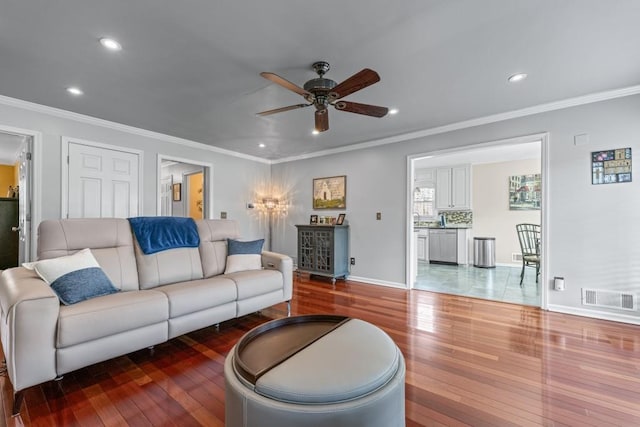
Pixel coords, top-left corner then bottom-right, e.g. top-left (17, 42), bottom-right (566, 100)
top-left (0, 124), bottom-right (42, 261)
top-left (406, 132), bottom-right (550, 309)
top-left (157, 154), bottom-right (213, 218)
top-left (61, 136), bottom-right (144, 218)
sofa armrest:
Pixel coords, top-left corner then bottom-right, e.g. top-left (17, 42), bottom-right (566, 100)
top-left (0, 268), bottom-right (59, 392)
top-left (261, 251), bottom-right (293, 301)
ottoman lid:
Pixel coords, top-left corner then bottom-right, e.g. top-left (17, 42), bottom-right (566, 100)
top-left (235, 316), bottom-right (400, 404)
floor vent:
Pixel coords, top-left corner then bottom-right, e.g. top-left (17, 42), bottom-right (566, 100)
top-left (582, 289), bottom-right (637, 311)
top-left (512, 253), bottom-right (523, 262)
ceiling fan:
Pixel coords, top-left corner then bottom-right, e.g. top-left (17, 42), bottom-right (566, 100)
top-left (257, 61), bottom-right (388, 132)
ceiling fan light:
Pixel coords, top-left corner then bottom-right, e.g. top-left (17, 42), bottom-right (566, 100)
top-left (389, 108), bottom-right (399, 115)
top-left (312, 129), bottom-right (320, 135)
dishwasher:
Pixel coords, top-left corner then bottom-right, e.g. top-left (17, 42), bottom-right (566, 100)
top-left (428, 229), bottom-right (458, 264)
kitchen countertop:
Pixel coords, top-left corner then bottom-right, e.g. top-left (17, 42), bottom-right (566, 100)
top-left (415, 225), bottom-right (471, 229)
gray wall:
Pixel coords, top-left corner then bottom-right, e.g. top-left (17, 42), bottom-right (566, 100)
top-left (3, 93), bottom-right (639, 323)
top-left (272, 94), bottom-right (640, 322)
top-left (0, 101), bottom-right (271, 241)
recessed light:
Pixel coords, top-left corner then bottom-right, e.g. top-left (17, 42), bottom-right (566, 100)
top-left (258, 143), bottom-right (266, 148)
top-left (99, 37), bottom-right (122, 51)
top-left (388, 108), bottom-right (399, 115)
top-left (508, 73), bottom-right (527, 83)
top-left (66, 86), bottom-right (84, 96)
top-left (312, 129), bottom-right (320, 135)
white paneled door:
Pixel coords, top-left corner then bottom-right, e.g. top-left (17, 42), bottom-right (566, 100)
top-left (67, 142), bottom-right (139, 218)
top-left (16, 140), bottom-right (31, 263)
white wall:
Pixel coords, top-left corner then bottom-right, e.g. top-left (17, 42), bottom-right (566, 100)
top-left (0, 100), bottom-right (271, 244)
top-left (471, 159), bottom-right (541, 264)
top-left (273, 94), bottom-right (640, 322)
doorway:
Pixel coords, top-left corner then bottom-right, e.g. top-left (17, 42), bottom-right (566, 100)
top-left (158, 155), bottom-right (212, 219)
top-left (0, 126), bottom-right (40, 264)
top-left (407, 133), bottom-right (548, 308)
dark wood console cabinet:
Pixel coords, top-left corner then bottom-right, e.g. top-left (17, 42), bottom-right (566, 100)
top-left (296, 225), bottom-right (349, 284)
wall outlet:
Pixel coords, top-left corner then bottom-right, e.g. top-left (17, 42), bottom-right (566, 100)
top-left (376, 212), bottom-right (382, 220)
top-left (220, 211), bottom-right (227, 219)
top-left (350, 257), bottom-right (355, 265)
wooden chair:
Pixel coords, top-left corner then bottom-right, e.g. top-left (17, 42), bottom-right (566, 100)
top-left (516, 224), bottom-right (540, 286)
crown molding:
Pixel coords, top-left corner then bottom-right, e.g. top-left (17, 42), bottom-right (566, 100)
top-left (0, 94), bottom-right (271, 164)
top-left (273, 84), bottom-right (640, 164)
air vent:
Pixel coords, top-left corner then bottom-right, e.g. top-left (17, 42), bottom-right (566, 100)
top-left (582, 289), bottom-right (637, 311)
top-left (512, 253), bottom-right (523, 262)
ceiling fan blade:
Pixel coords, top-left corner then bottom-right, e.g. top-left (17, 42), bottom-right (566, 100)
top-left (260, 72), bottom-right (311, 97)
top-left (315, 109), bottom-right (329, 132)
top-left (257, 103), bottom-right (311, 116)
top-left (334, 101), bottom-right (388, 118)
top-left (328, 69), bottom-right (381, 100)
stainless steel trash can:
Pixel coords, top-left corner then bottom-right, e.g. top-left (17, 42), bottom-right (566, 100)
top-left (473, 237), bottom-right (495, 268)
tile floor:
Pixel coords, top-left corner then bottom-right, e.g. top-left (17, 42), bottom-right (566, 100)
top-left (414, 261), bottom-right (541, 306)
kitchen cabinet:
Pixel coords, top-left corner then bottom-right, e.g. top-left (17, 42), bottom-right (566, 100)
top-left (416, 229), bottom-right (429, 261)
top-left (428, 228), bottom-right (468, 264)
top-left (436, 165), bottom-right (470, 210)
top-left (296, 225), bottom-right (349, 283)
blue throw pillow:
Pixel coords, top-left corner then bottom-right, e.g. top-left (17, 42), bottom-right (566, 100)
top-left (225, 238), bottom-right (264, 274)
top-left (24, 248), bottom-right (119, 305)
top-left (51, 267), bottom-right (119, 305)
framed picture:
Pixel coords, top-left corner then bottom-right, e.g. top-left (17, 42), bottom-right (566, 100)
top-left (337, 213), bottom-right (346, 225)
top-left (172, 183), bottom-right (182, 201)
top-left (508, 174), bottom-right (540, 210)
top-left (591, 148), bottom-right (632, 185)
top-left (313, 175), bottom-right (346, 210)
top-left (310, 214), bottom-right (318, 224)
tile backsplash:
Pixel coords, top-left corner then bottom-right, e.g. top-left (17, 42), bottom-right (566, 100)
top-left (443, 210), bottom-right (472, 226)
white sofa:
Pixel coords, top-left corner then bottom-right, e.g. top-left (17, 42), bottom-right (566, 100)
top-left (0, 218), bottom-right (293, 415)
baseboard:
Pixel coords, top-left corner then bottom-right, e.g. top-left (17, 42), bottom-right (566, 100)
top-left (347, 275), bottom-right (407, 289)
top-left (496, 262), bottom-right (521, 268)
top-left (547, 304), bottom-right (640, 326)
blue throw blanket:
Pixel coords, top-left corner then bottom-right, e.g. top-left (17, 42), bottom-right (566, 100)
top-left (128, 217), bottom-right (200, 255)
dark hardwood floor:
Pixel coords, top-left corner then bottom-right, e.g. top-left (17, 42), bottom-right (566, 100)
top-left (2, 274), bottom-right (640, 426)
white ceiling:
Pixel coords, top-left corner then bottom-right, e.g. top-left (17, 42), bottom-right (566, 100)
top-left (1, 1), bottom-right (639, 160)
top-left (414, 140), bottom-right (541, 169)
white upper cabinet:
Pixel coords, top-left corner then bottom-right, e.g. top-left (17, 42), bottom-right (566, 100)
top-left (415, 168), bottom-right (436, 183)
top-left (435, 165), bottom-right (470, 210)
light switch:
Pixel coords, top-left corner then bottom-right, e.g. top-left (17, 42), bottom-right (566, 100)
top-left (376, 212), bottom-right (382, 220)
top-left (220, 212), bottom-right (227, 219)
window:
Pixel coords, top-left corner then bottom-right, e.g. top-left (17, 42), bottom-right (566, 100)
top-left (413, 186), bottom-right (435, 218)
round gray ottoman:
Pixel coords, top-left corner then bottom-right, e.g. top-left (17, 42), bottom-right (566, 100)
top-left (224, 315), bottom-right (405, 427)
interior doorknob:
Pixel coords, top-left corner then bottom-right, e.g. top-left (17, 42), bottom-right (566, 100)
top-left (11, 226), bottom-right (21, 232)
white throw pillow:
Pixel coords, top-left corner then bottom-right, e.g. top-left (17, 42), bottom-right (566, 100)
top-left (23, 248), bottom-right (119, 305)
top-left (224, 238), bottom-right (264, 274)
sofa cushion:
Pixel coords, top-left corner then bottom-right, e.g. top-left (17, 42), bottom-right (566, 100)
top-left (37, 218), bottom-right (139, 291)
top-left (134, 240), bottom-right (204, 289)
top-left (225, 269), bottom-right (283, 299)
top-left (57, 290), bottom-right (168, 348)
top-left (224, 238), bottom-right (264, 274)
top-left (196, 219), bottom-right (240, 278)
top-left (24, 248), bottom-right (119, 305)
top-left (156, 276), bottom-right (237, 318)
